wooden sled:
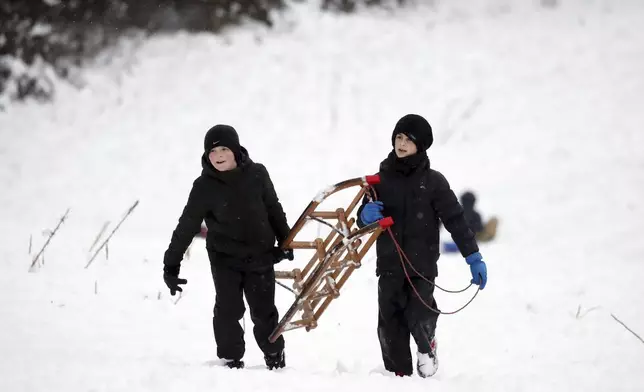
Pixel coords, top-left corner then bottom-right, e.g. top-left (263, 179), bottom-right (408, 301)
top-left (268, 175), bottom-right (393, 343)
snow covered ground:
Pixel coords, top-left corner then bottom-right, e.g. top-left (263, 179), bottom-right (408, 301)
top-left (1, 0), bottom-right (643, 391)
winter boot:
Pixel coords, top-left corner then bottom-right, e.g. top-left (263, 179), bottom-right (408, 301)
top-left (264, 350), bottom-right (285, 370)
top-left (416, 336), bottom-right (438, 378)
top-left (224, 359), bottom-right (244, 369)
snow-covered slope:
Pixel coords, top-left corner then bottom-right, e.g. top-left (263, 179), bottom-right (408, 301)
top-left (1, 1), bottom-right (643, 391)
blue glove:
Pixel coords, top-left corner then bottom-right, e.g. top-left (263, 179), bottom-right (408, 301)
top-left (360, 201), bottom-right (384, 225)
top-left (465, 252), bottom-right (487, 289)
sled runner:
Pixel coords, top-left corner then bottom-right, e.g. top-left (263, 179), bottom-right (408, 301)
top-left (269, 175), bottom-right (392, 343)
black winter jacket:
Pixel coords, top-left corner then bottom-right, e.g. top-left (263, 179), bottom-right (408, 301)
top-left (163, 148), bottom-right (290, 271)
top-left (357, 151), bottom-right (478, 278)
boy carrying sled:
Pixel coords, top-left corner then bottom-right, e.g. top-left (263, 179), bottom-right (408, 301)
top-left (357, 114), bottom-right (489, 378)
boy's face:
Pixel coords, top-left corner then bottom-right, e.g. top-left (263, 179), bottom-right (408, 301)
top-left (394, 133), bottom-right (418, 158)
top-left (209, 146), bottom-right (237, 171)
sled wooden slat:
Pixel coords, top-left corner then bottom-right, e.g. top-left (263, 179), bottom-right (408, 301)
top-left (313, 242), bottom-right (366, 321)
top-left (290, 241), bottom-right (319, 249)
top-left (283, 318), bottom-right (316, 332)
top-left (294, 239), bottom-right (325, 288)
top-left (357, 231), bottom-right (380, 260)
top-left (346, 188), bottom-right (365, 217)
top-left (270, 175), bottom-right (392, 343)
top-left (324, 218), bottom-right (356, 247)
top-left (274, 269), bottom-right (301, 280)
top-left (310, 211), bottom-right (340, 219)
top-left (309, 241), bottom-right (361, 311)
top-left (309, 290), bottom-right (334, 302)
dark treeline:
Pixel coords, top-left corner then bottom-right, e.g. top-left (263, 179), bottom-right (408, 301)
top-left (0, 0), bottom-right (412, 106)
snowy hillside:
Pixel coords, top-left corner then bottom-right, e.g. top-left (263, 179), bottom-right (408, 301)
top-left (1, 1), bottom-right (643, 391)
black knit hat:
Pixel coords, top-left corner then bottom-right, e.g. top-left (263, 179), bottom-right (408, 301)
top-left (204, 124), bottom-right (241, 157)
top-left (391, 114), bottom-right (433, 151)
top-left (460, 191), bottom-right (476, 208)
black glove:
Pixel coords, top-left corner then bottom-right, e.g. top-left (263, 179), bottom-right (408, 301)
top-left (163, 265), bottom-right (187, 296)
top-left (273, 248), bottom-right (294, 263)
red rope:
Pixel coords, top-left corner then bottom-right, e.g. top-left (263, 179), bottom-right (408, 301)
top-left (368, 185), bottom-right (479, 315)
top-left (387, 227), bottom-right (479, 315)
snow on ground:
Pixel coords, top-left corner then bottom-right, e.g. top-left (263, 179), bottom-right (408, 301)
top-left (1, 0), bottom-right (643, 391)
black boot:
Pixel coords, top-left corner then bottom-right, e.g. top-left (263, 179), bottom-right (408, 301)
top-left (224, 359), bottom-right (245, 369)
top-left (264, 350), bottom-right (285, 370)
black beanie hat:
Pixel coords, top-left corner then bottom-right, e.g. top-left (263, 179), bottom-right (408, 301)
top-left (204, 124), bottom-right (241, 159)
top-left (391, 114), bottom-right (433, 151)
top-left (460, 191), bottom-right (476, 208)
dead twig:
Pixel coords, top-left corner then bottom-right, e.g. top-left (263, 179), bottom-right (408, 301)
top-left (88, 221), bottom-right (110, 253)
top-left (575, 304), bottom-right (600, 319)
top-left (29, 209), bottom-right (71, 271)
top-left (85, 200), bottom-right (139, 269)
top-left (611, 313), bottom-right (644, 345)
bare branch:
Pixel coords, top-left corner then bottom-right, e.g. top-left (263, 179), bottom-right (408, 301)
top-left (29, 208), bottom-right (71, 271)
top-left (575, 305), bottom-right (600, 319)
top-left (85, 200), bottom-right (139, 269)
top-left (88, 221), bottom-right (110, 253)
top-left (611, 313), bottom-right (644, 345)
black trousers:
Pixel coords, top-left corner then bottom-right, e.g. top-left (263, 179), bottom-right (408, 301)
top-left (377, 274), bottom-right (439, 375)
top-left (210, 260), bottom-right (284, 360)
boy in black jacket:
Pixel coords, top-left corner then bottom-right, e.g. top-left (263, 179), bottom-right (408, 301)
top-left (357, 114), bottom-right (488, 378)
top-left (162, 124), bottom-right (293, 370)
